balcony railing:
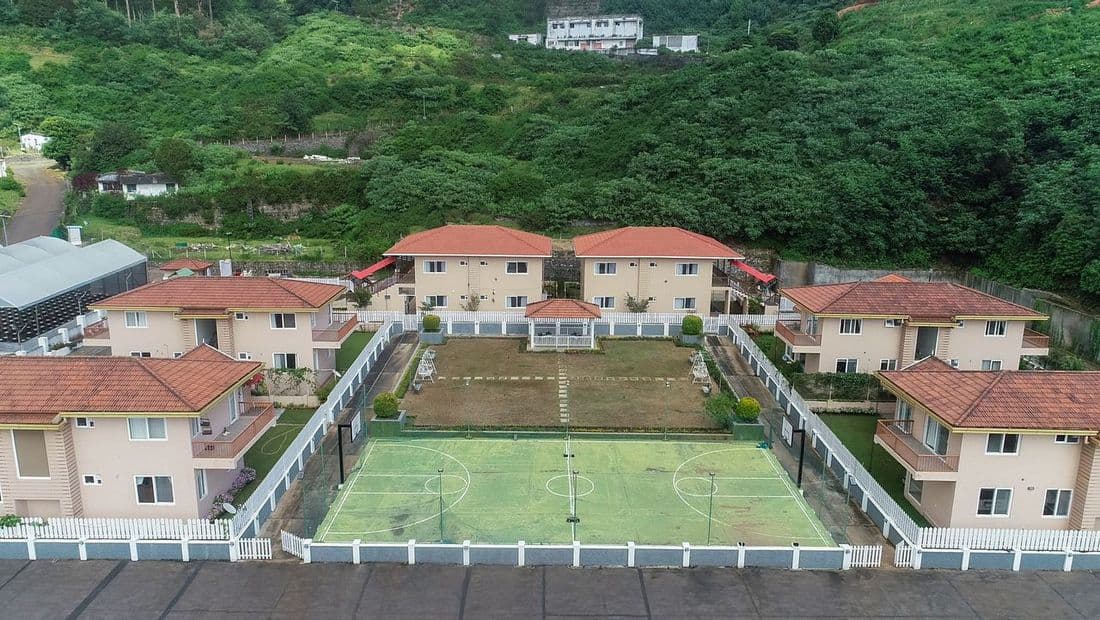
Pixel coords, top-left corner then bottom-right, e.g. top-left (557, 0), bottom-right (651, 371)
top-left (775, 321), bottom-right (821, 347)
top-left (1022, 329), bottom-right (1050, 349)
top-left (369, 270), bottom-right (415, 294)
top-left (312, 317), bottom-right (358, 342)
top-left (875, 419), bottom-right (959, 473)
top-left (531, 335), bottom-right (592, 349)
top-left (193, 402), bottom-right (275, 459)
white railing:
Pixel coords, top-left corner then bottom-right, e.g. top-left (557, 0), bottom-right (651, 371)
top-left (0, 517), bottom-right (231, 541)
top-left (531, 335), bottom-right (592, 348)
top-left (236, 537), bottom-right (273, 560)
top-left (230, 321), bottom-right (399, 537)
top-left (344, 311), bottom-right (794, 334)
top-left (894, 543), bottom-right (914, 568)
top-left (725, 321), bottom-right (922, 545)
top-left (282, 530), bottom-right (305, 557)
top-left (848, 545), bottom-right (883, 568)
top-left (919, 528), bottom-right (1100, 552)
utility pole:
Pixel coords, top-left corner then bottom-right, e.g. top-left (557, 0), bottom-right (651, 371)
top-left (437, 467), bottom-right (445, 542)
top-left (0, 214), bottom-right (10, 246)
top-left (706, 472), bottom-right (716, 545)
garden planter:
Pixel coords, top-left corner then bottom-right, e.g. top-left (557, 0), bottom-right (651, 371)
top-left (419, 330), bottom-right (445, 345)
top-left (680, 334), bottom-right (702, 346)
top-left (369, 410), bottom-right (407, 437)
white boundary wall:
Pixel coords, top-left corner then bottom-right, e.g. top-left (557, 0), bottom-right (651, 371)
top-left (342, 311), bottom-right (794, 335)
top-left (0, 517), bottom-right (230, 541)
top-left (919, 528), bottom-right (1100, 552)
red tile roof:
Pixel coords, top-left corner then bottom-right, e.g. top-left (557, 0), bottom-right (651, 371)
top-left (525, 299), bottom-right (602, 319)
top-left (878, 368), bottom-right (1100, 431)
top-left (780, 280), bottom-right (1045, 320)
top-left (0, 354), bottom-right (262, 421)
top-left (180, 343), bottom-right (235, 361)
top-left (92, 277), bottom-right (345, 311)
top-left (160, 258), bottom-right (214, 272)
top-left (573, 227), bottom-right (743, 259)
top-left (874, 273), bottom-right (912, 283)
top-left (384, 225), bottom-right (552, 257)
top-left (901, 356), bottom-right (956, 372)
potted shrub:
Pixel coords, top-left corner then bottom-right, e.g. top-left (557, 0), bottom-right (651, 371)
top-left (734, 396), bottom-right (761, 422)
top-left (420, 313), bottom-right (444, 344)
top-left (680, 314), bottom-right (704, 345)
top-left (369, 391), bottom-right (406, 437)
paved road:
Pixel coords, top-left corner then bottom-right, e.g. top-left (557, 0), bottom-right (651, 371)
top-left (3, 157), bottom-right (66, 244)
top-left (1, 560), bottom-right (1098, 619)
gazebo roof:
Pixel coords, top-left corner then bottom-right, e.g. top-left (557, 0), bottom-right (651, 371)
top-left (525, 299), bottom-right (602, 319)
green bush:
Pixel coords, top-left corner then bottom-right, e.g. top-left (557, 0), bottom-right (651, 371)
top-left (681, 315), bottom-right (703, 336)
top-left (734, 397), bottom-right (761, 422)
top-left (422, 314), bottom-right (441, 332)
top-left (705, 392), bottom-right (737, 428)
top-left (372, 392), bottom-right (400, 419)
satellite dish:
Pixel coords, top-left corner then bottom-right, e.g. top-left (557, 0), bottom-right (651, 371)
top-left (222, 503), bottom-right (238, 515)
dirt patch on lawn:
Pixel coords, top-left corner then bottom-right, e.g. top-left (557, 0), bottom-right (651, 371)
top-left (403, 378), bottom-right (559, 427)
top-left (838, 0), bottom-right (879, 17)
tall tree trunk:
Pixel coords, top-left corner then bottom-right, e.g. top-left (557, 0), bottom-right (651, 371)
top-left (206, 0), bottom-right (212, 20)
top-left (151, 0), bottom-right (156, 14)
top-left (173, 0), bottom-right (180, 17)
top-left (124, 0), bottom-right (132, 25)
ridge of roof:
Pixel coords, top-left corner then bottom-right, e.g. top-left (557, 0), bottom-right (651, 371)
top-left (956, 372), bottom-right (1007, 426)
top-left (385, 225), bottom-right (552, 257)
top-left (572, 226), bottom-right (742, 258)
top-left (136, 357), bottom-right (197, 410)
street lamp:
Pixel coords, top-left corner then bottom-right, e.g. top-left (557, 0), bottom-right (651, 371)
top-left (437, 467), bottom-right (445, 542)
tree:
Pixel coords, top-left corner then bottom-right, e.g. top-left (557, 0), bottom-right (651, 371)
top-left (153, 138), bottom-right (197, 180)
top-left (765, 28), bottom-right (799, 51)
top-left (345, 285), bottom-right (372, 308)
top-left (625, 293), bottom-right (650, 313)
top-left (461, 294), bottom-right (481, 311)
top-left (81, 122), bottom-right (145, 174)
top-left (812, 11), bottom-right (840, 45)
top-left (39, 116), bottom-right (89, 170)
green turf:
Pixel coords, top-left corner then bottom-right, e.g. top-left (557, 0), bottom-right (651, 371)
top-left (819, 414), bottom-right (929, 527)
top-left (234, 408), bottom-right (314, 505)
top-left (336, 331), bottom-right (376, 372)
top-left (314, 437), bottom-right (835, 546)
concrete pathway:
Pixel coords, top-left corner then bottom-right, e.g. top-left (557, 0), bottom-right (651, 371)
top-left (0, 559), bottom-right (1097, 619)
top-left (3, 156), bottom-right (66, 244)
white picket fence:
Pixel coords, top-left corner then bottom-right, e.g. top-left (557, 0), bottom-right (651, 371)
top-left (919, 528), bottom-right (1100, 552)
top-left (894, 543), bottom-right (914, 568)
top-left (236, 537), bottom-right (273, 560)
top-left (0, 517), bottom-right (232, 541)
top-left (345, 310), bottom-right (792, 334)
top-left (290, 276), bottom-right (353, 290)
top-left (849, 545), bottom-right (883, 568)
top-left (282, 530), bottom-right (305, 557)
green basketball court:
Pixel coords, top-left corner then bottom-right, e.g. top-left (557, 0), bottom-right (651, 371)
top-left (315, 437), bottom-right (834, 547)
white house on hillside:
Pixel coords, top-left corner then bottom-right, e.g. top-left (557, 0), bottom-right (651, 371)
top-left (96, 171), bottom-right (179, 199)
top-left (546, 15), bottom-right (643, 52)
top-left (20, 133), bottom-right (50, 152)
top-left (652, 35), bottom-right (699, 53)
top-left (508, 33), bottom-right (544, 45)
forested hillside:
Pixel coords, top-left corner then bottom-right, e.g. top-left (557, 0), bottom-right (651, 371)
top-left (1, 1), bottom-right (1098, 303)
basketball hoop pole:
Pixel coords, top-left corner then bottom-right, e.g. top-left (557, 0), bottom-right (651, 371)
top-left (438, 467), bottom-right (445, 542)
top-left (791, 428), bottom-right (807, 488)
top-left (336, 423), bottom-right (353, 484)
top-left (706, 472), bottom-right (716, 545)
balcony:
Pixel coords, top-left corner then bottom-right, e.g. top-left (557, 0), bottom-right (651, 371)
top-left (1022, 328), bottom-right (1050, 354)
top-left (312, 316), bottom-right (358, 348)
top-left (874, 419), bottom-right (959, 480)
top-left (193, 402), bottom-right (276, 461)
top-left (774, 321), bottom-right (821, 353)
top-left (369, 270), bottom-right (415, 295)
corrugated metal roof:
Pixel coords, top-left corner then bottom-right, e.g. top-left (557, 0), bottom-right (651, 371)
top-left (0, 237), bottom-right (147, 309)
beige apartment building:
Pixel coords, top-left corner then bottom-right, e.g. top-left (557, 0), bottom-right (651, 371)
top-left (0, 348), bottom-right (272, 519)
top-left (87, 277), bottom-right (353, 400)
top-left (874, 359), bottom-right (1100, 530)
top-left (369, 225), bottom-right (552, 312)
top-left (572, 227), bottom-right (744, 314)
top-left (776, 275), bottom-right (1049, 373)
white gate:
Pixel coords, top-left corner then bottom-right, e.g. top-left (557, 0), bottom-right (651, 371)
top-left (236, 537), bottom-right (272, 560)
top-left (848, 545), bottom-right (883, 568)
top-left (281, 530), bottom-right (305, 559)
top-left (894, 543), bottom-right (914, 568)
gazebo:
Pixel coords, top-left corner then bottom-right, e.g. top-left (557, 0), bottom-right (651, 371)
top-left (525, 299), bottom-right (601, 350)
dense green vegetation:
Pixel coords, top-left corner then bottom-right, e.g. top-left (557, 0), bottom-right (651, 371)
top-left (2, 1), bottom-right (1098, 303)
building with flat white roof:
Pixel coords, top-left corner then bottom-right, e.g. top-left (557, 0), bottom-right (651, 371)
top-left (545, 15), bottom-right (643, 52)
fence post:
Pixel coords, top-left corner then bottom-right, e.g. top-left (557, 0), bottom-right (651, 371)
top-left (1063, 549), bottom-right (1074, 572)
top-left (407, 539), bottom-right (416, 565)
top-left (840, 544), bottom-right (851, 570)
top-left (181, 537), bottom-right (189, 562)
top-left (882, 519), bottom-right (892, 541)
top-left (78, 537), bottom-right (88, 561)
top-left (791, 543), bottom-right (800, 570)
top-left (353, 539), bottom-right (361, 565)
top-left (663, 322), bottom-right (669, 337)
top-left (682, 542), bottom-right (691, 568)
top-left (229, 538), bottom-right (239, 562)
top-left (627, 541), bottom-right (636, 568)
top-left (25, 530), bottom-right (36, 561)
top-left (912, 545), bottom-right (922, 570)
top-left (517, 540), bottom-right (525, 567)
top-left (1012, 547), bottom-right (1022, 572)
top-left (302, 539), bottom-right (312, 564)
top-left (463, 540), bottom-right (471, 566)
top-left (960, 546), bottom-right (970, 571)
top-left (130, 536), bottom-right (139, 561)
top-left (572, 540), bottom-right (581, 567)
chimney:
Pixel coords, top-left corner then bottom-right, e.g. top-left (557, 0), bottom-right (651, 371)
top-left (66, 225), bottom-right (83, 246)
top-left (219, 259), bottom-right (233, 277)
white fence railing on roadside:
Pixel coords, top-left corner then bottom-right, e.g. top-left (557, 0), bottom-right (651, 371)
top-left (919, 528), bottom-right (1100, 552)
top-left (290, 277), bottom-right (353, 290)
top-left (0, 517), bottom-right (232, 541)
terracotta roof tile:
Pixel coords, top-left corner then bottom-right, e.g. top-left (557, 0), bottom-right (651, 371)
top-left (92, 277), bottom-right (344, 310)
top-left (572, 227), bottom-right (743, 259)
top-left (781, 280), bottom-right (1045, 320)
top-left (160, 258), bottom-right (214, 271)
top-left (180, 344), bottom-right (235, 361)
top-left (878, 369), bottom-right (1100, 430)
top-left (901, 356), bottom-right (956, 372)
top-left (384, 225), bottom-right (552, 257)
top-left (0, 354), bottom-right (262, 421)
top-left (525, 299), bottom-right (602, 319)
top-left (874, 273), bottom-right (912, 283)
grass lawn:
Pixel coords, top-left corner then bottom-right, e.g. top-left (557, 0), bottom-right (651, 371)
top-left (336, 331), bottom-right (376, 372)
top-left (234, 408), bottom-right (315, 506)
top-left (819, 413), bottom-right (929, 527)
top-left (0, 177), bottom-right (25, 215)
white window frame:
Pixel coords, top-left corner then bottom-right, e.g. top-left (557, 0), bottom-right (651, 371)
top-left (985, 320), bottom-right (1007, 336)
top-left (884, 319), bottom-right (904, 328)
top-left (923, 418), bottom-right (950, 455)
top-left (906, 475), bottom-right (923, 504)
top-left (897, 400), bottom-right (913, 423)
top-left (189, 417), bottom-right (201, 438)
top-left (880, 359), bottom-right (898, 371)
top-left (505, 296), bottom-right (528, 309)
top-left (593, 262), bottom-right (617, 276)
top-left (839, 319), bottom-right (862, 335)
top-left (675, 262), bottom-right (700, 276)
top-left (423, 295), bottom-right (448, 309)
top-left (592, 296), bottom-right (615, 309)
top-left (134, 475), bottom-right (175, 505)
top-left (128, 417), bottom-right (167, 441)
top-left (977, 487), bottom-right (1012, 517)
top-left (423, 260), bottom-right (447, 274)
top-left (129, 351), bottom-right (151, 358)
top-left (835, 358), bottom-right (858, 373)
top-left (273, 352), bottom-right (298, 369)
top-left (270, 313), bottom-right (297, 330)
top-left (238, 352), bottom-right (252, 361)
top-left (83, 474), bottom-right (102, 486)
top-left (673, 297), bottom-right (697, 311)
top-left (11, 430), bottom-right (51, 479)
top-left (981, 359), bottom-right (1003, 371)
top-left (985, 433), bottom-right (1020, 455)
top-left (234, 312), bottom-right (248, 320)
top-left (74, 417), bottom-right (94, 429)
top-left (1054, 434), bottom-right (1080, 444)
top-left (123, 311), bottom-right (148, 328)
top-left (505, 261), bottom-right (529, 275)
top-left (195, 469), bottom-right (208, 500)
top-left (1043, 489), bottom-right (1072, 518)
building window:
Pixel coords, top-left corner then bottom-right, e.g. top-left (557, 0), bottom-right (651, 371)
top-left (884, 319), bottom-right (904, 328)
top-left (592, 296), bottom-right (615, 309)
top-left (1043, 489), bottom-right (1072, 517)
top-left (1054, 435), bottom-right (1080, 444)
top-left (459, 260), bottom-right (467, 267)
top-left (673, 297), bottom-right (697, 310)
top-left (273, 353), bottom-right (298, 369)
top-left (83, 474), bottom-right (102, 486)
top-left (985, 433), bottom-right (1020, 455)
top-left (135, 476), bottom-right (174, 505)
top-left (125, 183), bottom-right (137, 193)
top-left (128, 417), bottom-right (167, 441)
top-left (506, 261), bottom-right (528, 274)
top-left (949, 359), bottom-right (960, 368)
top-left (839, 319), bottom-right (862, 335)
top-left (835, 358), bottom-right (858, 373)
top-left (189, 417), bottom-right (201, 438)
top-left (12, 430), bottom-right (50, 478)
top-left (897, 400), bottom-right (912, 423)
top-left (649, 262), bottom-right (657, 268)
top-left (675, 263), bottom-right (700, 276)
top-left (923, 418), bottom-right (950, 455)
top-left (172, 352), bottom-right (184, 358)
top-left (124, 311), bottom-right (148, 328)
top-left (424, 260), bottom-right (446, 274)
top-left (195, 470), bottom-right (208, 500)
top-left (985, 320), bottom-right (1007, 336)
top-left (270, 313), bottom-right (296, 329)
top-left (981, 360), bottom-right (1003, 371)
top-left (74, 417), bottom-right (94, 429)
top-left (594, 262), bottom-right (617, 275)
top-left (234, 312), bottom-right (248, 320)
top-left (977, 488), bottom-right (1012, 516)
top-left (129, 351), bottom-right (151, 358)
top-left (238, 352), bottom-right (252, 360)
top-left (423, 295), bottom-right (448, 308)
top-left (505, 296), bottom-right (528, 308)
top-left (906, 476), bottom-right (923, 504)
top-left (880, 359), bottom-right (898, 371)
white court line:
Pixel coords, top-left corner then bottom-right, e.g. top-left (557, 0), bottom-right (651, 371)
top-left (763, 450), bottom-right (831, 545)
top-left (317, 439), bottom-right (377, 541)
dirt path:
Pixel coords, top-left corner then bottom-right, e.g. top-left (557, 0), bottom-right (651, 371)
top-left (4, 156), bottom-right (67, 244)
top-left (838, 0), bottom-right (879, 17)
